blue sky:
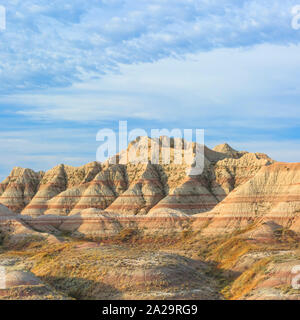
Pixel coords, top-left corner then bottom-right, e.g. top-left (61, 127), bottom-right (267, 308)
top-left (0, 0), bottom-right (300, 180)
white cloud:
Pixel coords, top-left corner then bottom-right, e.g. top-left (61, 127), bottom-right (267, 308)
top-left (0, 1), bottom-right (299, 179)
top-left (2, 43), bottom-right (300, 127)
top-left (0, 0), bottom-right (299, 90)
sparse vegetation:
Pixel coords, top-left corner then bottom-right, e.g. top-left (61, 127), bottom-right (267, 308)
top-left (1, 228), bottom-right (300, 300)
top-left (228, 257), bottom-right (272, 300)
top-left (115, 228), bottom-right (140, 242)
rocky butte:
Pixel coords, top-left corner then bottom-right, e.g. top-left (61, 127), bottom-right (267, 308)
top-left (0, 136), bottom-right (299, 300)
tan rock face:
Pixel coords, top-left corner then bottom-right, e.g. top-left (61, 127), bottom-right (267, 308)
top-left (0, 203), bottom-right (47, 244)
top-left (0, 139), bottom-right (275, 238)
top-left (1, 138), bottom-right (300, 302)
top-left (59, 208), bottom-right (123, 237)
top-left (198, 162), bottom-right (300, 236)
top-left (0, 168), bottom-right (44, 213)
top-left (213, 143), bottom-right (242, 158)
top-left (209, 152), bottom-right (273, 200)
top-left (106, 163), bottom-right (165, 215)
top-left (21, 162), bottom-right (101, 216)
top-left (70, 156), bottom-right (299, 239)
top-left (138, 209), bottom-right (191, 236)
top-left (149, 176), bottom-right (218, 215)
top-left (56, 207), bottom-right (193, 239)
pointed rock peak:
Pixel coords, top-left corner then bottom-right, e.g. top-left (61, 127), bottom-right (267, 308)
top-left (50, 164), bottom-right (66, 172)
top-left (10, 166), bottom-right (24, 172)
top-left (213, 143), bottom-right (237, 154)
top-left (128, 136), bottom-right (150, 147)
top-left (5, 167), bottom-right (43, 180)
top-left (84, 161), bottom-right (101, 168)
top-left (9, 167), bottom-right (28, 176)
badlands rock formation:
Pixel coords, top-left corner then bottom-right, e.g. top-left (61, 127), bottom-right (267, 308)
top-left (197, 162), bottom-right (300, 237)
top-left (0, 137), bottom-right (280, 240)
top-left (22, 162), bottom-right (101, 216)
top-left (1, 137), bottom-right (299, 242)
top-left (0, 137), bottom-right (300, 300)
top-left (0, 138), bottom-right (272, 218)
top-left (0, 168), bottom-right (43, 213)
top-left (0, 203), bottom-right (46, 244)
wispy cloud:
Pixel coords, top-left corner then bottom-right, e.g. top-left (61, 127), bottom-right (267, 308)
top-left (0, 1), bottom-right (299, 180)
top-left (0, 0), bottom-right (299, 91)
top-left (2, 43), bottom-right (300, 128)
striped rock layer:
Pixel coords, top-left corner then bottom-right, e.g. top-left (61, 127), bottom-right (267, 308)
top-left (0, 203), bottom-right (47, 243)
top-left (0, 168), bottom-right (44, 213)
top-left (195, 162), bottom-right (300, 237)
top-left (15, 160), bottom-right (300, 241)
top-left (0, 138), bottom-right (272, 221)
